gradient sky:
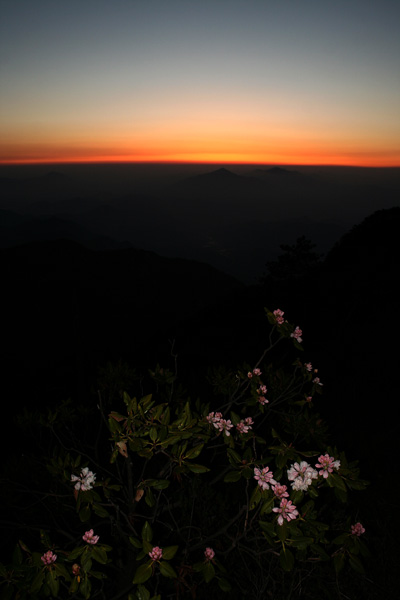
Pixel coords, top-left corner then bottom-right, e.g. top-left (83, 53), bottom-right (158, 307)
top-left (1, 0), bottom-right (400, 166)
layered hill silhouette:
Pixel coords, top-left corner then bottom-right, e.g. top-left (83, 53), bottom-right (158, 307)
top-left (3, 164), bottom-right (398, 283)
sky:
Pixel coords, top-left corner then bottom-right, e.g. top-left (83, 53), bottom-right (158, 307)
top-left (1, 0), bottom-right (400, 167)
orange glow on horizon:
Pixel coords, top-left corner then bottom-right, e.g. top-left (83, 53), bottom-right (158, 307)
top-left (1, 153), bottom-right (399, 168)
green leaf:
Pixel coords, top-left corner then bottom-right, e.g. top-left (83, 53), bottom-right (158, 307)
top-left (349, 554), bottom-right (365, 574)
top-left (159, 560), bottom-right (177, 579)
top-left (224, 470), bottom-right (241, 483)
top-left (288, 536), bottom-right (314, 549)
top-left (202, 561), bottom-right (215, 583)
top-left (93, 503), bottom-right (109, 518)
top-left (227, 448), bottom-right (242, 465)
top-left (277, 521), bottom-right (288, 541)
top-left (185, 444), bottom-right (204, 460)
top-left (136, 584), bottom-right (151, 600)
top-left (218, 577), bottom-right (232, 592)
top-left (79, 505), bottom-right (91, 522)
top-left (260, 496), bottom-right (274, 515)
top-left (279, 547), bottom-right (294, 571)
top-left (91, 546), bottom-right (108, 564)
top-left (142, 539), bottom-right (153, 555)
top-left (142, 522), bottom-right (153, 542)
top-left (149, 427), bottom-right (158, 442)
top-left (334, 552), bottom-right (345, 574)
top-left (145, 488), bottom-right (155, 507)
top-left (80, 575), bottom-right (92, 600)
top-left (30, 571), bottom-right (45, 594)
top-left (129, 537), bottom-right (142, 549)
top-left (67, 546), bottom-right (85, 561)
top-left (185, 463), bottom-right (210, 473)
top-left (162, 545), bottom-right (179, 560)
top-left (133, 562), bottom-right (153, 584)
top-left (45, 569), bottom-right (59, 597)
top-left (151, 479), bottom-right (170, 490)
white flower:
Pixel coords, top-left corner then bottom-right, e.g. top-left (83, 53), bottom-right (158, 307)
top-left (71, 467), bottom-right (96, 491)
top-left (287, 461), bottom-right (318, 491)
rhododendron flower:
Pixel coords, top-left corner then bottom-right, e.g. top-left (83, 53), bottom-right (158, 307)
top-left (257, 395), bottom-right (269, 405)
top-left (204, 547), bottom-right (215, 561)
top-left (41, 550), bottom-right (57, 565)
top-left (254, 466), bottom-right (276, 490)
top-left (273, 309), bottom-right (285, 325)
top-left (236, 417), bottom-right (253, 434)
top-left (253, 368), bottom-right (262, 376)
top-left (316, 454), bottom-right (340, 478)
top-left (313, 377), bottom-right (323, 386)
top-left (149, 546), bottom-right (163, 561)
top-left (258, 384), bottom-right (267, 395)
top-left (273, 498), bottom-right (299, 525)
top-left (351, 522), bottom-right (365, 536)
top-left (291, 326), bottom-right (303, 343)
top-left (82, 529), bottom-right (99, 544)
top-left (206, 412), bottom-right (234, 436)
top-left (272, 483), bottom-right (289, 499)
top-left (71, 467), bottom-right (96, 491)
top-left (287, 461), bottom-right (318, 491)
top-left (72, 563), bottom-right (80, 576)
top-left (304, 362), bottom-right (313, 372)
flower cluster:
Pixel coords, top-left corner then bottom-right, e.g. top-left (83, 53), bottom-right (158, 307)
top-left (204, 547), bottom-right (215, 561)
top-left (236, 417), bottom-right (254, 434)
top-left (206, 412), bottom-right (234, 436)
top-left (290, 326), bottom-right (303, 343)
top-left (273, 309), bottom-right (285, 325)
top-left (272, 483), bottom-right (289, 499)
top-left (149, 546), bottom-right (163, 561)
top-left (71, 467), bottom-right (96, 492)
top-left (257, 384), bottom-right (269, 405)
top-left (41, 550), bottom-right (57, 565)
top-left (351, 522), bottom-right (365, 537)
top-left (254, 466), bottom-right (276, 490)
top-left (82, 529), bottom-right (99, 545)
top-left (287, 461), bottom-right (318, 491)
top-left (315, 454), bottom-right (340, 479)
top-left (247, 367), bottom-right (262, 378)
top-left (273, 498), bottom-right (299, 526)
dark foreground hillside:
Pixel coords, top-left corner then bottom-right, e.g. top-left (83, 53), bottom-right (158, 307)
top-left (1, 206), bottom-right (399, 598)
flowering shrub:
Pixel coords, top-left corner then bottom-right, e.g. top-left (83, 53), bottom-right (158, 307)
top-left (0, 307), bottom-right (369, 599)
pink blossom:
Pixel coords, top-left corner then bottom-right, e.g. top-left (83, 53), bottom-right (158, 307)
top-left (236, 417), bottom-right (253, 434)
top-left (247, 371), bottom-right (253, 378)
top-left (149, 546), bottom-right (163, 561)
top-left (254, 466), bottom-right (276, 491)
top-left (273, 309), bottom-right (285, 325)
top-left (258, 384), bottom-right (267, 395)
top-left (257, 395), bottom-right (269, 405)
top-left (204, 547), bottom-right (215, 561)
top-left (304, 362), bottom-right (313, 372)
top-left (272, 483), bottom-right (289, 499)
top-left (41, 550), bottom-right (57, 565)
top-left (82, 529), bottom-right (100, 545)
top-left (315, 454), bottom-right (340, 478)
top-left (71, 467), bottom-right (96, 492)
top-left (313, 377), bottom-right (323, 386)
top-left (290, 326), bottom-right (303, 343)
top-left (351, 522), bottom-right (365, 536)
top-left (207, 412), bottom-right (234, 436)
top-left (287, 461), bottom-right (318, 491)
top-left (272, 498), bottom-right (299, 526)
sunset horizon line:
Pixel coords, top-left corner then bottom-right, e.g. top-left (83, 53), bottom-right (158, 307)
top-left (1, 157), bottom-right (400, 169)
